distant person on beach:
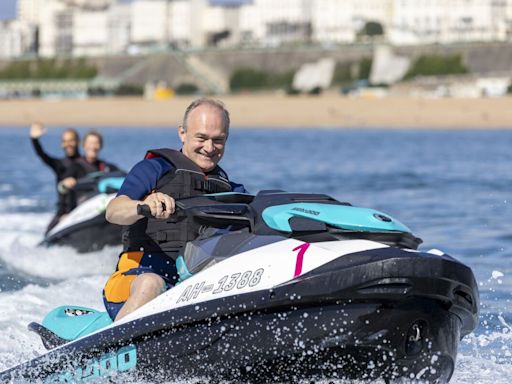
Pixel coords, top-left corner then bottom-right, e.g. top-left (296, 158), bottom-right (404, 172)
top-left (59, 130), bottom-right (121, 209)
top-left (103, 97), bottom-right (247, 321)
top-left (30, 122), bottom-right (81, 233)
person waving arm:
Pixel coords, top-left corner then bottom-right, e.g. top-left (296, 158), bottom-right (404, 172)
top-left (30, 123), bottom-right (60, 173)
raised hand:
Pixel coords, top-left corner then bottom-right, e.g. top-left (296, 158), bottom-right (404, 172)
top-left (30, 122), bottom-right (46, 139)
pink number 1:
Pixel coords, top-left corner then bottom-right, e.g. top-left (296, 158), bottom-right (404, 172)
top-left (293, 243), bottom-right (310, 278)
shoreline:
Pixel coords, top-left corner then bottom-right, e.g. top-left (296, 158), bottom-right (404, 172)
top-left (0, 94), bottom-right (512, 129)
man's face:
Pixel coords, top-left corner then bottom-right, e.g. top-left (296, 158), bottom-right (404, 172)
top-left (179, 104), bottom-right (228, 172)
top-left (83, 135), bottom-right (101, 161)
top-left (61, 132), bottom-right (78, 157)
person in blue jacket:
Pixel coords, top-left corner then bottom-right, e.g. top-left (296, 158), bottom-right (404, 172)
top-left (104, 98), bottom-right (246, 321)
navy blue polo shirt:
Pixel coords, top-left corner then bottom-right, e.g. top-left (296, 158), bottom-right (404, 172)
top-left (117, 158), bottom-right (247, 199)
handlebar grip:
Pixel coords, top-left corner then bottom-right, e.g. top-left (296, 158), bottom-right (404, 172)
top-left (137, 204), bottom-right (154, 218)
top-left (137, 202), bottom-right (181, 219)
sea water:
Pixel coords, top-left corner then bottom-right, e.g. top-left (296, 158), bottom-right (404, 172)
top-left (0, 127), bottom-right (510, 383)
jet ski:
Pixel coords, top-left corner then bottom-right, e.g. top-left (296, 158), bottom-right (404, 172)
top-left (1, 191), bottom-right (478, 383)
top-left (41, 171), bottom-right (126, 253)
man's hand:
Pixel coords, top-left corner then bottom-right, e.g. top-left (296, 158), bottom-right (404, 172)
top-left (143, 192), bottom-right (175, 219)
top-left (61, 177), bottom-right (77, 190)
top-left (106, 193), bottom-right (175, 225)
top-left (57, 177), bottom-right (77, 194)
top-left (30, 122), bottom-right (46, 139)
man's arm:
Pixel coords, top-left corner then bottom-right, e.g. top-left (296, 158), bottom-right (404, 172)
top-left (106, 193), bottom-right (176, 225)
top-left (105, 158), bottom-right (176, 225)
top-left (105, 195), bottom-right (142, 225)
top-left (30, 123), bottom-right (59, 172)
top-left (58, 163), bottom-right (79, 193)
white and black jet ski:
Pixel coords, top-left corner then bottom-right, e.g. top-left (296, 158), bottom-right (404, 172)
top-left (41, 171), bottom-right (126, 253)
top-left (2, 191), bottom-right (478, 383)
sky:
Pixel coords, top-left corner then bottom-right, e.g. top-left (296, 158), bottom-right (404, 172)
top-left (0, 0), bottom-right (16, 20)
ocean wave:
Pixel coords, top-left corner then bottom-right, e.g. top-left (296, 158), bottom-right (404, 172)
top-left (0, 275), bottom-right (107, 371)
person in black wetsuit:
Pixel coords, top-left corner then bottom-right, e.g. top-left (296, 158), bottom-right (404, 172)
top-left (30, 122), bottom-right (81, 233)
top-left (59, 130), bottom-right (121, 210)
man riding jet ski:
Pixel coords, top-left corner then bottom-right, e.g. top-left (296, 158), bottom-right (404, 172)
top-left (41, 170), bottom-right (126, 253)
top-left (0, 191), bottom-right (479, 383)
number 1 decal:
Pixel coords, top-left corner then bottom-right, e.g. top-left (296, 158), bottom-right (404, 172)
top-left (293, 243), bottom-right (310, 278)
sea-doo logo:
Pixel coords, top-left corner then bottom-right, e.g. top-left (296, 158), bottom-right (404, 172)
top-left (44, 345), bottom-right (137, 383)
top-left (291, 207), bottom-right (320, 216)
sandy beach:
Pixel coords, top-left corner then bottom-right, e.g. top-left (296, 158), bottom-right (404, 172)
top-left (0, 94), bottom-right (511, 129)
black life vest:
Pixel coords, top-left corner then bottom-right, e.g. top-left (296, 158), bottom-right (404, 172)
top-left (122, 148), bottom-right (232, 259)
top-left (76, 157), bottom-right (107, 174)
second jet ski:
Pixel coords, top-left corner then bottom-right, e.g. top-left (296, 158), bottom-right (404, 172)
top-left (41, 171), bottom-right (125, 253)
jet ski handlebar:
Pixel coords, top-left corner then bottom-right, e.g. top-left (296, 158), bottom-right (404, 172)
top-left (136, 200), bottom-right (254, 231)
top-left (137, 204), bottom-right (154, 218)
top-left (136, 202), bottom-right (185, 219)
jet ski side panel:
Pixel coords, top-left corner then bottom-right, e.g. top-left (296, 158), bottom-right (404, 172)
top-left (117, 239), bottom-right (390, 322)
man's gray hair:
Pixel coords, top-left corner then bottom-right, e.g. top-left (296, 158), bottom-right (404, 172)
top-left (182, 98), bottom-right (230, 134)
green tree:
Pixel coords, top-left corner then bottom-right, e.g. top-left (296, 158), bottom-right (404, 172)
top-left (175, 83), bottom-right (199, 95)
top-left (405, 54), bottom-right (468, 79)
top-left (230, 68), bottom-right (295, 92)
top-left (332, 62), bottom-right (353, 85)
top-left (0, 58), bottom-right (97, 80)
top-left (230, 68), bottom-right (268, 91)
top-left (358, 21), bottom-right (384, 37)
top-left (358, 57), bottom-right (373, 80)
top-left (114, 84), bottom-right (143, 96)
